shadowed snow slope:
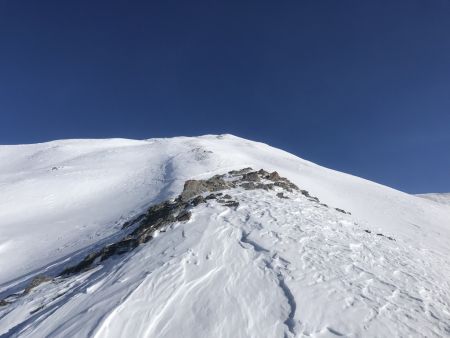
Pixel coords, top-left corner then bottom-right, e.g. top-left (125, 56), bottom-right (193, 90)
top-left (0, 134), bottom-right (449, 337)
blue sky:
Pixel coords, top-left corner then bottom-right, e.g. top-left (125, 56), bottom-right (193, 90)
top-left (1, 0), bottom-right (449, 193)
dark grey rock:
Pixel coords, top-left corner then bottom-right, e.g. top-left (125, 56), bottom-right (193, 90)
top-left (257, 169), bottom-right (269, 176)
top-left (242, 172), bottom-right (260, 182)
top-left (223, 200), bottom-right (239, 208)
top-left (240, 182), bottom-right (256, 190)
top-left (177, 210), bottom-right (191, 222)
top-left (190, 195), bottom-right (206, 206)
top-left (276, 192), bottom-right (289, 199)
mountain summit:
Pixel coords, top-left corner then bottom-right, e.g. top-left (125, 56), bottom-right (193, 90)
top-left (0, 135), bottom-right (449, 337)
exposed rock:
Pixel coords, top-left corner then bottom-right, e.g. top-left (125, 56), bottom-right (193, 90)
top-left (276, 192), bottom-right (289, 199)
top-left (176, 210), bottom-right (191, 222)
top-left (180, 177), bottom-right (231, 201)
top-left (0, 299), bottom-right (9, 307)
top-left (180, 180), bottom-right (208, 201)
top-left (30, 305), bottom-right (45, 314)
top-left (228, 167), bottom-right (253, 176)
top-left (222, 194), bottom-right (232, 199)
top-left (300, 190), bottom-right (311, 197)
top-left (24, 275), bottom-right (52, 294)
top-left (223, 200), bottom-right (239, 208)
top-left (257, 169), bottom-right (269, 176)
top-left (267, 171), bottom-right (281, 181)
top-left (335, 208), bottom-right (350, 214)
top-left (242, 172), bottom-right (260, 182)
top-left (190, 195), bottom-right (206, 207)
top-left (274, 181), bottom-right (293, 192)
top-left (122, 214), bottom-right (145, 229)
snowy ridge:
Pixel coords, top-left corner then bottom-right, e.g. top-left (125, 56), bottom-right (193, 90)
top-left (417, 193), bottom-right (450, 206)
top-left (0, 135), bottom-right (450, 337)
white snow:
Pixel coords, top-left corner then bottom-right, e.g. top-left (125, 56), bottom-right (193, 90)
top-left (0, 134), bottom-right (449, 337)
top-left (417, 193), bottom-right (450, 206)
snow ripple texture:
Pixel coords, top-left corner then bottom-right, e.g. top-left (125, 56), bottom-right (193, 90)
top-left (1, 185), bottom-right (449, 337)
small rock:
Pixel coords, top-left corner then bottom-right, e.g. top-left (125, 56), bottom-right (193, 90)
top-left (190, 195), bottom-right (206, 206)
top-left (223, 201), bottom-right (239, 208)
top-left (267, 171), bottom-right (281, 181)
top-left (177, 210), bottom-right (191, 222)
top-left (24, 275), bottom-right (52, 294)
top-left (257, 169), bottom-right (269, 176)
top-left (242, 172), bottom-right (260, 182)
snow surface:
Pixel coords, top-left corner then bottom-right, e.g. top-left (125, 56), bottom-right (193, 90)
top-left (0, 134), bottom-right (449, 337)
top-left (417, 193), bottom-right (450, 206)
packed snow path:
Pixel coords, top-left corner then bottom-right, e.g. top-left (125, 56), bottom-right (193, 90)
top-left (1, 169), bottom-right (449, 337)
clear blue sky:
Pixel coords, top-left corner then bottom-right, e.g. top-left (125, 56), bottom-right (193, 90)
top-left (1, 0), bottom-right (449, 193)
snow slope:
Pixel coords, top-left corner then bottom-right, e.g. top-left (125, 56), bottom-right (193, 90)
top-left (0, 134), bottom-right (449, 337)
top-left (417, 193), bottom-right (450, 206)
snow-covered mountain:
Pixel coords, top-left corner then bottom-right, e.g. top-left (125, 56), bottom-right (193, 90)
top-left (417, 193), bottom-right (450, 206)
top-left (0, 134), bottom-right (449, 337)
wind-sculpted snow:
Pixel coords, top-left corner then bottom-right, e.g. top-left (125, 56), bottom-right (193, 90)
top-left (0, 135), bottom-right (450, 337)
top-left (1, 169), bottom-right (450, 337)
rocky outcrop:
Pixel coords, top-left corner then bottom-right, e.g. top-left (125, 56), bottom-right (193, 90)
top-left (1, 168), bottom-right (311, 305)
top-left (61, 168), bottom-right (300, 276)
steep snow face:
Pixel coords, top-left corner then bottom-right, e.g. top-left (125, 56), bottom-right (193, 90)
top-left (417, 193), bottom-right (450, 206)
top-left (0, 135), bottom-right (450, 337)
